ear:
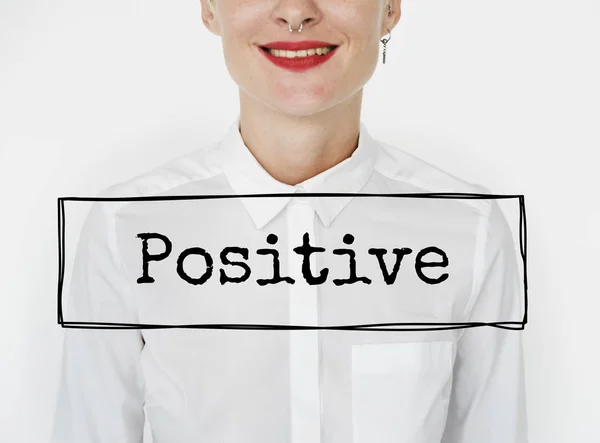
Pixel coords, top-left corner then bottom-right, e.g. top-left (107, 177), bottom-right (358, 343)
top-left (383, 0), bottom-right (401, 36)
top-left (201, 0), bottom-right (222, 37)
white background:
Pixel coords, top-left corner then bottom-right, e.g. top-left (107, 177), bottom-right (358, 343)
top-left (1, 0), bottom-right (599, 442)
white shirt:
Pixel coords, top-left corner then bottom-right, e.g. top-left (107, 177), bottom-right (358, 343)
top-left (51, 114), bottom-right (528, 443)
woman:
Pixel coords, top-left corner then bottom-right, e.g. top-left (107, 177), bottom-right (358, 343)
top-left (52, 0), bottom-right (528, 442)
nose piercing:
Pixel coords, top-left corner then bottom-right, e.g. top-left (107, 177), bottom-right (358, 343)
top-left (288, 22), bottom-right (303, 33)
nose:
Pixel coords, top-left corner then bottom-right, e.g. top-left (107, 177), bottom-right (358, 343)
top-left (271, 0), bottom-right (321, 32)
top-left (274, 16), bottom-right (317, 33)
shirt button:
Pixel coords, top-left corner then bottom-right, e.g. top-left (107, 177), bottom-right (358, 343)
top-left (294, 184), bottom-right (309, 203)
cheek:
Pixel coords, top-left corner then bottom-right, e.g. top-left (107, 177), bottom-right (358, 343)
top-left (327, 0), bottom-right (381, 37)
top-left (221, 38), bottom-right (258, 83)
top-left (219, 7), bottom-right (266, 73)
top-left (223, 0), bottom-right (268, 38)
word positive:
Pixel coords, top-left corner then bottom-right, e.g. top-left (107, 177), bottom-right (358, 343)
top-left (136, 232), bottom-right (450, 287)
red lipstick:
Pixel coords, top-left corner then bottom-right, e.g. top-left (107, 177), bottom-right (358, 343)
top-left (257, 41), bottom-right (339, 73)
top-left (262, 40), bottom-right (337, 51)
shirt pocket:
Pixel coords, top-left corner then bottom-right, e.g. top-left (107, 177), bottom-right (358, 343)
top-left (351, 340), bottom-right (454, 443)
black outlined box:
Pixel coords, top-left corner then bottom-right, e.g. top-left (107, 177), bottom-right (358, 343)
top-left (57, 193), bottom-right (527, 331)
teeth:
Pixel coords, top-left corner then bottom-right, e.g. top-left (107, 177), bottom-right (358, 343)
top-left (265, 46), bottom-right (335, 58)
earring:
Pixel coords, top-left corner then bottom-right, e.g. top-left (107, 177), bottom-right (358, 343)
top-left (380, 28), bottom-right (392, 64)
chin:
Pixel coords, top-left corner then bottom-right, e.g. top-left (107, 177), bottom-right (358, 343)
top-left (271, 84), bottom-right (335, 108)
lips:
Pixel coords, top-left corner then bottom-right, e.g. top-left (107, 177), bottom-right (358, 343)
top-left (260, 40), bottom-right (338, 51)
top-left (257, 44), bottom-right (338, 72)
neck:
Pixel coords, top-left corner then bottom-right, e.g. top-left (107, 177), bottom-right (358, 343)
top-left (238, 90), bottom-right (364, 186)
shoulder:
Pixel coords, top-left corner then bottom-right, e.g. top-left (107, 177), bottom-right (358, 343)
top-left (373, 140), bottom-right (522, 322)
top-left (97, 140), bottom-right (224, 199)
top-left (373, 139), bottom-right (495, 217)
top-left (374, 140), bottom-right (519, 264)
top-left (375, 140), bottom-right (490, 196)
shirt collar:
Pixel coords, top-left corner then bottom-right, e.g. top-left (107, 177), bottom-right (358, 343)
top-left (220, 114), bottom-right (378, 230)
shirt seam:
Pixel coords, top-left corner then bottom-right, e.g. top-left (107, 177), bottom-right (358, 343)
top-left (374, 168), bottom-right (489, 218)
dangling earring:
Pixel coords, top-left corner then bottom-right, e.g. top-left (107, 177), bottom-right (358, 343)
top-left (381, 3), bottom-right (393, 64)
top-left (380, 28), bottom-right (392, 64)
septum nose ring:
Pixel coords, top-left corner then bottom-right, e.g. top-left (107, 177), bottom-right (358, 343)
top-left (288, 22), bottom-right (303, 32)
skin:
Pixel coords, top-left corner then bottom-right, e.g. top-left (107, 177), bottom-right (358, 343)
top-left (201, 0), bottom-right (401, 186)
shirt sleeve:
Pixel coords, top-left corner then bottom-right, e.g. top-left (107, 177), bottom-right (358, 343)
top-left (441, 191), bottom-right (529, 443)
top-left (51, 192), bottom-right (146, 443)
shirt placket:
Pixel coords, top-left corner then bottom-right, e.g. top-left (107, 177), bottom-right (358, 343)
top-left (287, 184), bottom-right (322, 443)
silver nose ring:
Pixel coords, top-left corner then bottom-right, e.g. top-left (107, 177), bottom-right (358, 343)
top-left (288, 22), bottom-right (303, 32)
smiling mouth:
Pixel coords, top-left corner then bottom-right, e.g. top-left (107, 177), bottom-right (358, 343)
top-left (259, 45), bottom-right (339, 58)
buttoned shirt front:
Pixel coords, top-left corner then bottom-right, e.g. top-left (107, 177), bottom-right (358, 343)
top-left (51, 114), bottom-right (528, 443)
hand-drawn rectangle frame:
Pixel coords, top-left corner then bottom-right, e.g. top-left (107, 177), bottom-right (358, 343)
top-left (57, 192), bottom-right (528, 332)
